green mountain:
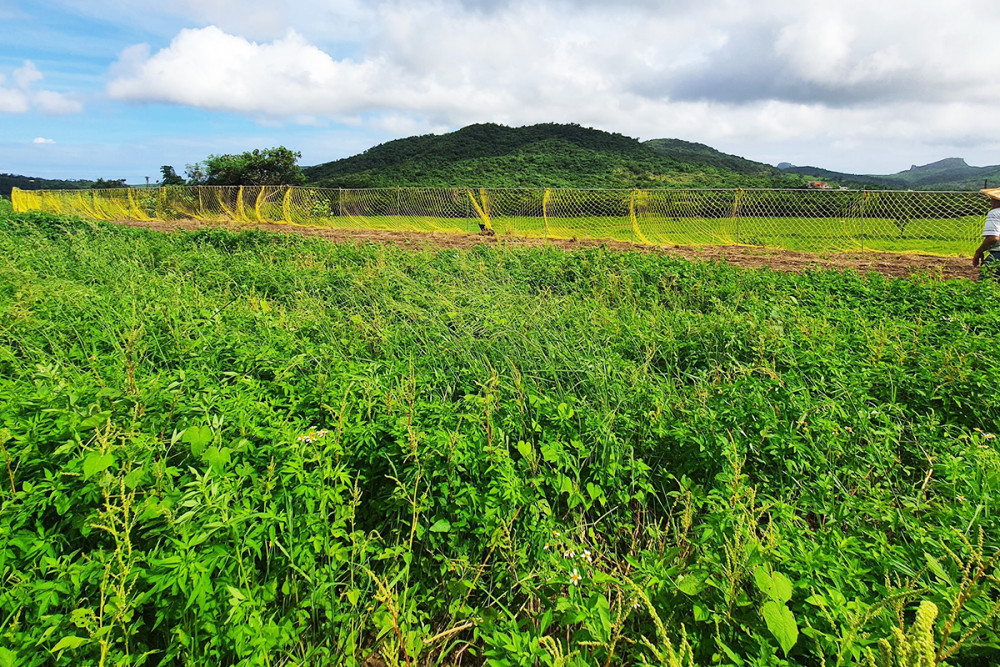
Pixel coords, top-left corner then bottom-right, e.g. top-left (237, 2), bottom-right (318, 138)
top-left (643, 138), bottom-right (784, 177)
top-left (1, 173), bottom-right (92, 198)
top-left (302, 123), bottom-right (808, 189)
top-left (780, 158), bottom-right (1000, 191)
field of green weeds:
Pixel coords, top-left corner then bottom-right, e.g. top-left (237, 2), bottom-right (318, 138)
top-left (1, 210), bottom-right (999, 666)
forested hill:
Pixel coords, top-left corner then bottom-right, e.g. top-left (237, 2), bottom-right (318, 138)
top-left (780, 157), bottom-right (1000, 191)
top-left (1, 173), bottom-right (92, 197)
top-left (302, 123), bottom-right (808, 189)
top-left (643, 138), bottom-right (784, 177)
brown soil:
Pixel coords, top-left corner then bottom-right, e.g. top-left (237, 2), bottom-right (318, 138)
top-left (114, 219), bottom-right (980, 281)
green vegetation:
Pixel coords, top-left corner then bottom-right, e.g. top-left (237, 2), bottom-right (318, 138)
top-left (0, 173), bottom-right (92, 198)
top-left (271, 213), bottom-right (979, 256)
top-left (91, 178), bottom-right (129, 189)
top-left (303, 123), bottom-right (809, 190)
top-left (781, 158), bottom-right (1000, 192)
top-left (160, 166), bottom-right (185, 186)
top-left (643, 139), bottom-right (784, 177)
top-left (188, 146), bottom-right (307, 187)
top-left (2, 211), bottom-right (1000, 666)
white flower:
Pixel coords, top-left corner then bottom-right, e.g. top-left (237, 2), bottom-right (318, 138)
top-left (583, 549), bottom-right (593, 563)
top-left (569, 568), bottom-right (582, 586)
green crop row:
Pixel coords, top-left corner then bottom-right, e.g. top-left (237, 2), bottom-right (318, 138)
top-left (1, 211), bottom-right (999, 666)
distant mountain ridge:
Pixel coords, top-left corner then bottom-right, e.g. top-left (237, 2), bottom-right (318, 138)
top-left (642, 138), bottom-right (782, 177)
top-left (302, 123), bottom-right (807, 190)
top-left (6, 124), bottom-right (992, 195)
top-left (1, 173), bottom-right (93, 197)
top-left (779, 157), bottom-right (1000, 191)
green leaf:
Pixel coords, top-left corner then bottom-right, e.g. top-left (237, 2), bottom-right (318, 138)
top-left (429, 519), bottom-right (451, 533)
top-left (771, 571), bottom-right (793, 604)
top-left (716, 638), bottom-right (745, 666)
top-left (202, 445), bottom-right (232, 470)
top-left (182, 425), bottom-right (213, 457)
top-left (591, 594), bottom-right (612, 644)
top-left (515, 441), bottom-right (533, 461)
top-left (0, 647), bottom-right (18, 667)
top-left (51, 635), bottom-right (88, 653)
top-left (540, 442), bottom-right (560, 463)
top-left (924, 553), bottom-right (951, 583)
top-left (80, 411), bottom-right (111, 430)
top-left (676, 573), bottom-right (705, 595)
top-left (123, 468), bottom-right (145, 489)
top-left (558, 474), bottom-right (574, 494)
top-left (754, 567), bottom-right (793, 604)
top-left (754, 566), bottom-right (773, 597)
top-left (762, 601), bottom-right (798, 657)
top-left (82, 452), bottom-right (114, 479)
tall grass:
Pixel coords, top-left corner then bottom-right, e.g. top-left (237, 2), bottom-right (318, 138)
top-left (1, 212), bottom-right (999, 665)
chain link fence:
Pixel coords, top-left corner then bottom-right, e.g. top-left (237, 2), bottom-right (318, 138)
top-left (12, 185), bottom-right (988, 255)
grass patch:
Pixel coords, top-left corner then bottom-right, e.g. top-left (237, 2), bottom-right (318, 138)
top-left (1, 212), bottom-right (999, 665)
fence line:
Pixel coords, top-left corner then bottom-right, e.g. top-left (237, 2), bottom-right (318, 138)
top-left (11, 185), bottom-right (988, 256)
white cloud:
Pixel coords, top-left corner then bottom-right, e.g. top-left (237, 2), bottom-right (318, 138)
top-left (12, 61), bottom-right (44, 89)
top-left (83, 0), bottom-right (1000, 172)
top-left (0, 61), bottom-right (83, 115)
top-left (33, 137), bottom-right (56, 144)
top-left (108, 27), bottom-right (382, 116)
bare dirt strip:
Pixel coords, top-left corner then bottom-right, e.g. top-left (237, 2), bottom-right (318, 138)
top-left (115, 219), bottom-right (982, 281)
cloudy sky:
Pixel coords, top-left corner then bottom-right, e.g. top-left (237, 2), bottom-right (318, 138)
top-left (3, 0), bottom-right (999, 183)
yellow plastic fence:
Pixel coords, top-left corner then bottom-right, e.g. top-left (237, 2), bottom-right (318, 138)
top-left (11, 185), bottom-right (988, 255)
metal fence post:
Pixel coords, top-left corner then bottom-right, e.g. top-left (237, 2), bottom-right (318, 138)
top-left (860, 190), bottom-right (866, 252)
top-left (543, 188), bottom-right (550, 239)
top-left (733, 189), bottom-right (742, 245)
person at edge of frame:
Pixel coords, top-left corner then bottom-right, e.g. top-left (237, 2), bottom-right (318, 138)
top-left (973, 188), bottom-right (1000, 279)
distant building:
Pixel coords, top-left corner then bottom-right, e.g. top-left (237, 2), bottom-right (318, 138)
top-left (808, 181), bottom-right (831, 189)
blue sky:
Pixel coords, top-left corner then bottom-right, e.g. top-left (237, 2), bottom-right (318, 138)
top-left (3, 0), bottom-right (999, 183)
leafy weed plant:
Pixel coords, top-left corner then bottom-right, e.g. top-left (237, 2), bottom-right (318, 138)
top-left (1, 212), bottom-right (999, 665)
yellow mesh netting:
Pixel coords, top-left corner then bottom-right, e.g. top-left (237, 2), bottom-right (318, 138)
top-left (10, 186), bottom-right (987, 256)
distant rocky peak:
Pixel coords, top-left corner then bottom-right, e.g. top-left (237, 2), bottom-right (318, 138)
top-left (908, 157), bottom-right (968, 172)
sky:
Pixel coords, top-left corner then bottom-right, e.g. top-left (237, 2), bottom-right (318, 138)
top-left (2, 0), bottom-right (999, 183)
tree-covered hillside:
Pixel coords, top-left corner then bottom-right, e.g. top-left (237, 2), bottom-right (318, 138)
top-left (303, 123), bottom-right (809, 189)
top-left (1, 173), bottom-right (92, 197)
top-left (889, 158), bottom-right (1000, 190)
top-left (642, 138), bottom-right (784, 177)
top-left (780, 157), bottom-right (1000, 191)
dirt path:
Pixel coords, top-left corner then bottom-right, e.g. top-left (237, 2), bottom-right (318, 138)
top-left (115, 219), bottom-right (980, 281)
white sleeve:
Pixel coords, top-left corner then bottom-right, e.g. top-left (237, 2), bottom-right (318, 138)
top-left (984, 209), bottom-right (1000, 236)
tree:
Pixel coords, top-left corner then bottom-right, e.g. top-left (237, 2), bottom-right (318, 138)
top-left (185, 163), bottom-right (207, 185)
top-left (198, 146), bottom-right (306, 186)
top-left (160, 165), bottom-right (185, 186)
top-left (91, 178), bottom-right (127, 189)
